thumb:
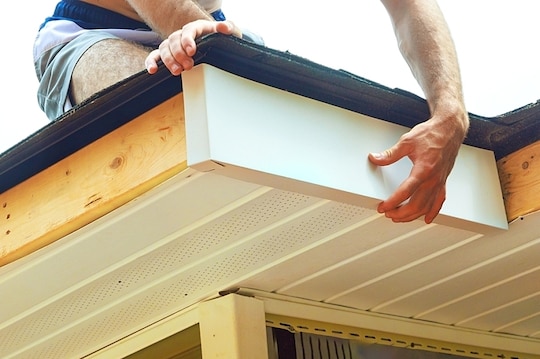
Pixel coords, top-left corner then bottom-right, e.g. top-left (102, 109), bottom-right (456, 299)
top-left (368, 144), bottom-right (405, 166)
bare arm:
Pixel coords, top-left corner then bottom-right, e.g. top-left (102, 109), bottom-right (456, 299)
top-left (126, 0), bottom-right (214, 37)
top-left (370, 0), bottom-right (469, 223)
top-left (381, 0), bottom-right (468, 128)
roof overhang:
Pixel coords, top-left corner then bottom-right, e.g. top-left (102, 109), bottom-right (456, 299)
top-left (1, 34), bottom-right (539, 194)
top-left (1, 34), bottom-right (539, 358)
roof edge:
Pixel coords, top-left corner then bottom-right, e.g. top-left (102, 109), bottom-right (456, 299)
top-left (1, 34), bottom-right (538, 193)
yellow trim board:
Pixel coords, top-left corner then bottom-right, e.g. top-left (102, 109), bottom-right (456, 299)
top-left (0, 94), bottom-right (187, 267)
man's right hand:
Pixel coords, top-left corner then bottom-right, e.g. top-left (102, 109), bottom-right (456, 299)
top-left (145, 20), bottom-right (241, 76)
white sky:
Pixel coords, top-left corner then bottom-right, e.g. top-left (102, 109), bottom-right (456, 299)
top-left (1, 1), bottom-right (538, 154)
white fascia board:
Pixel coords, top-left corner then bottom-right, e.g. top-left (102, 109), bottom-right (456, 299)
top-left (182, 64), bottom-right (508, 231)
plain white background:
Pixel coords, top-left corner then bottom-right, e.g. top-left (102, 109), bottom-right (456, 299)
top-left (1, 1), bottom-right (538, 153)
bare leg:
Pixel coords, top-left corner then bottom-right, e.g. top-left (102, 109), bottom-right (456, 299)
top-left (70, 38), bottom-right (152, 105)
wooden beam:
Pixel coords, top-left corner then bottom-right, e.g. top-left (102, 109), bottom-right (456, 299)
top-left (497, 140), bottom-right (540, 222)
top-left (0, 94), bottom-right (187, 267)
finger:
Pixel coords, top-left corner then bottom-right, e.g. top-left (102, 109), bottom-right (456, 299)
top-left (377, 172), bottom-right (427, 220)
top-left (424, 187), bottom-right (446, 224)
top-left (158, 32), bottom-right (194, 71)
top-left (377, 172), bottom-right (422, 214)
top-left (145, 49), bottom-right (161, 74)
top-left (180, 20), bottom-right (220, 56)
top-left (181, 19), bottom-right (218, 39)
top-left (381, 197), bottom-right (423, 223)
top-left (381, 203), bottom-right (420, 223)
top-left (159, 41), bottom-right (184, 76)
top-left (180, 20), bottom-right (240, 57)
top-left (383, 194), bottom-right (428, 222)
top-left (382, 180), bottom-right (445, 223)
top-left (385, 209), bottom-right (421, 223)
top-left (180, 33), bottom-right (198, 57)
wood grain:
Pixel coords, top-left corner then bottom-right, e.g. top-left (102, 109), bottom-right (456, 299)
top-left (497, 140), bottom-right (540, 222)
top-left (0, 94), bottom-right (187, 266)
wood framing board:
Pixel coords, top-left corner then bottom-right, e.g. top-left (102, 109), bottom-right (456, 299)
top-left (0, 94), bottom-right (187, 267)
top-left (182, 64), bottom-right (508, 232)
top-left (497, 140), bottom-right (540, 222)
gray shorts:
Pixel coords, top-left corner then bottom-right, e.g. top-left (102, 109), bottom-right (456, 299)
top-left (34, 18), bottom-right (162, 121)
top-left (34, 19), bottom-right (262, 121)
top-left (34, 30), bottom-right (121, 120)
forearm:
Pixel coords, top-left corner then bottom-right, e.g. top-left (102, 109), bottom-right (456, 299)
top-left (381, 0), bottom-right (469, 134)
top-left (127, 0), bottom-right (213, 37)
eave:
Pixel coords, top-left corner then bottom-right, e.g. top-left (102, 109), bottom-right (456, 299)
top-left (0, 34), bottom-right (539, 358)
top-left (2, 35), bottom-right (539, 195)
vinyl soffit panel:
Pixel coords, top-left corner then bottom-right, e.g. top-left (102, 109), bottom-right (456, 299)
top-left (0, 170), bottom-right (327, 358)
top-left (0, 170), bottom-right (386, 358)
top-left (182, 64), bottom-right (508, 232)
top-left (1, 171), bottom-right (539, 358)
top-left (0, 172), bottom-right (386, 357)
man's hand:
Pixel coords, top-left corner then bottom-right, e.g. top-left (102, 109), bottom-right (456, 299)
top-left (376, 0), bottom-right (469, 223)
top-left (368, 111), bottom-right (467, 224)
top-left (146, 20), bottom-right (241, 75)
